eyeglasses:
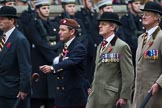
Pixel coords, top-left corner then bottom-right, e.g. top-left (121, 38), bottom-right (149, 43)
top-left (141, 12), bottom-right (154, 18)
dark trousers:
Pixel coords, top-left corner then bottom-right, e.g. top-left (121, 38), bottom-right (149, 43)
top-left (0, 96), bottom-right (30, 108)
top-left (55, 105), bottom-right (85, 108)
top-left (31, 98), bottom-right (54, 108)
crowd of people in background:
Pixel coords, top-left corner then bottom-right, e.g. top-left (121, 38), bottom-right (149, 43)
top-left (0, 0), bottom-right (162, 108)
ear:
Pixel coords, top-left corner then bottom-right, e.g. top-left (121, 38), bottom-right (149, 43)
top-left (35, 8), bottom-right (39, 13)
top-left (10, 18), bottom-right (15, 24)
top-left (110, 24), bottom-right (115, 31)
top-left (153, 14), bottom-right (160, 21)
top-left (69, 29), bottom-right (75, 35)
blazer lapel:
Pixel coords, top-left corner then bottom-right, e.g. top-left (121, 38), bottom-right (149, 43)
top-left (96, 43), bottom-right (102, 64)
top-left (137, 35), bottom-right (144, 61)
top-left (0, 31), bottom-right (15, 62)
top-left (66, 38), bottom-right (76, 52)
top-left (137, 27), bottom-right (160, 61)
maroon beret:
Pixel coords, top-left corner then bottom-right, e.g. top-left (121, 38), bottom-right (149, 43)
top-left (60, 18), bottom-right (79, 29)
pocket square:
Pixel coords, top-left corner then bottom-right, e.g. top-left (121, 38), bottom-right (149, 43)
top-left (63, 57), bottom-right (69, 61)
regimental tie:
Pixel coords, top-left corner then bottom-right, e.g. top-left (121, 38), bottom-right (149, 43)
top-left (59, 44), bottom-right (68, 62)
top-left (142, 32), bottom-right (148, 48)
top-left (101, 40), bottom-right (108, 53)
top-left (62, 44), bottom-right (68, 57)
top-left (0, 34), bottom-right (6, 52)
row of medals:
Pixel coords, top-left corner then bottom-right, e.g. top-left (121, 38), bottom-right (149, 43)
top-left (101, 53), bottom-right (119, 63)
top-left (144, 49), bottom-right (158, 60)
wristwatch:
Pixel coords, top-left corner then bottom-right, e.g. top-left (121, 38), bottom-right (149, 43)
top-left (50, 66), bottom-right (54, 71)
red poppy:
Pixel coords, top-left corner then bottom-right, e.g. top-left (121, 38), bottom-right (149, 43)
top-left (108, 47), bottom-right (112, 53)
top-left (148, 41), bottom-right (153, 47)
top-left (7, 42), bottom-right (11, 48)
top-left (63, 49), bottom-right (69, 57)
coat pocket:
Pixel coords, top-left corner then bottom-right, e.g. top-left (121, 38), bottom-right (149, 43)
top-left (104, 85), bottom-right (118, 93)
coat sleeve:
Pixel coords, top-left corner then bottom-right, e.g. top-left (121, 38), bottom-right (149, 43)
top-left (16, 36), bottom-right (32, 94)
top-left (119, 44), bottom-right (134, 99)
top-left (156, 38), bottom-right (162, 87)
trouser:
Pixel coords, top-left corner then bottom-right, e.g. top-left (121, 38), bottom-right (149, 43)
top-left (55, 105), bottom-right (85, 108)
top-left (0, 96), bottom-right (30, 108)
top-left (31, 98), bottom-right (54, 108)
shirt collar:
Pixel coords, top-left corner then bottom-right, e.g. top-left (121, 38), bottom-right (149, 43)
top-left (104, 34), bottom-right (115, 44)
top-left (65, 37), bottom-right (75, 48)
top-left (4, 26), bottom-right (15, 42)
top-left (146, 26), bottom-right (158, 37)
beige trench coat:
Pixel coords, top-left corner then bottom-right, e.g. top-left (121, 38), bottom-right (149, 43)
top-left (133, 27), bottom-right (162, 108)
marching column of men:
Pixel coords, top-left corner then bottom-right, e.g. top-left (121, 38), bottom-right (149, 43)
top-left (0, 0), bottom-right (162, 108)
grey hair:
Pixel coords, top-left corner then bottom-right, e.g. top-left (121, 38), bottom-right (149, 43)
top-left (154, 13), bottom-right (161, 23)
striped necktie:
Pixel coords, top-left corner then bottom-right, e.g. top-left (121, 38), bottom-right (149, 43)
top-left (62, 44), bottom-right (68, 57)
top-left (59, 44), bottom-right (68, 62)
top-left (0, 34), bottom-right (6, 52)
top-left (101, 40), bottom-right (108, 52)
top-left (142, 32), bottom-right (148, 48)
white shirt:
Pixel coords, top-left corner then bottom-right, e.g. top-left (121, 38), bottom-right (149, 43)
top-left (104, 34), bottom-right (115, 47)
top-left (4, 26), bottom-right (15, 43)
top-left (53, 37), bottom-right (75, 64)
top-left (146, 26), bottom-right (158, 42)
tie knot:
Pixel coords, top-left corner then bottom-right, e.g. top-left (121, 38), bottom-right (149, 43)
top-left (144, 32), bottom-right (148, 36)
top-left (102, 40), bottom-right (108, 47)
top-left (143, 32), bottom-right (148, 39)
top-left (64, 44), bottom-right (67, 49)
top-left (2, 34), bottom-right (6, 37)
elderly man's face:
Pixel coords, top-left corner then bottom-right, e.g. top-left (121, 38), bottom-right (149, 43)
top-left (99, 21), bottom-right (115, 38)
top-left (142, 11), bottom-right (159, 30)
top-left (59, 25), bottom-right (75, 42)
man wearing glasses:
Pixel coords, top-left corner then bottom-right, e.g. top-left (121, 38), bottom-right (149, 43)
top-left (133, 1), bottom-right (162, 108)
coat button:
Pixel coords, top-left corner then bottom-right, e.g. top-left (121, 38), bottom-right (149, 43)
top-left (61, 77), bottom-right (64, 79)
top-left (57, 77), bottom-right (60, 80)
top-left (53, 28), bottom-right (56, 31)
top-left (62, 87), bottom-right (64, 90)
top-left (57, 87), bottom-right (60, 90)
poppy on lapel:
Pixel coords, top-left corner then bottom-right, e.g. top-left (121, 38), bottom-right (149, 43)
top-left (7, 42), bottom-right (11, 48)
top-left (108, 47), bottom-right (112, 53)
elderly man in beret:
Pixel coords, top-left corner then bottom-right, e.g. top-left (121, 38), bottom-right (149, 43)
top-left (86, 12), bottom-right (134, 108)
top-left (0, 6), bottom-right (32, 108)
top-left (40, 18), bottom-right (88, 108)
top-left (132, 1), bottom-right (162, 108)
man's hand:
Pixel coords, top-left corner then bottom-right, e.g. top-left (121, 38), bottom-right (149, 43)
top-left (116, 98), bottom-right (127, 106)
top-left (149, 83), bottom-right (161, 95)
top-left (17, 92), bottom-right (27, 100)
top-left (87, 88), bottom-right (92, 95)
top-left (39, 65), bottom-right (53, 73)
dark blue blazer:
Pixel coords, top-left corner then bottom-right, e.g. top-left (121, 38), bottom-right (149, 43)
top-left (53, 38), bottom-right (88, 107)
top-left (0, 28), bottom-right (32, 98)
